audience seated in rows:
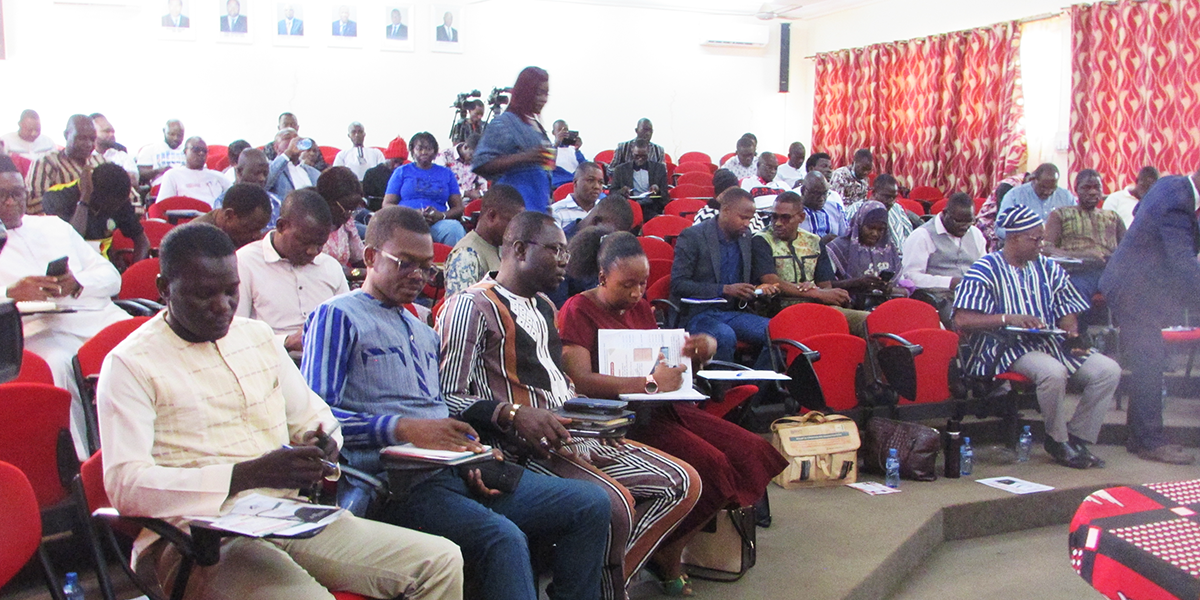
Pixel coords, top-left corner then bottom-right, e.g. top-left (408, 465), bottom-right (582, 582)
top-left (774, 142), bottom-right (807, 188)
top-left (828, 148), bottom-right (873, 207)
top-left (267, 127), bottom-right (322, 201)
top-left (26, 114), bottom-right (105, 215)
top-left (0, 154), bottom-right (131, 458)
top-left (1043, 169), bottom-right (1124, 301)
top-left (301, 206), bottom-right (610, 600)
top-left (672, 188), bottom-right (777, 368)
top-left (443, 184), bottom-right (524, 297)
top-left (437, 132), bottom-right (488, 201)
top-left (720, 134), bottom-right (758, 180)
top-left (550, 161), bottom-right (604, 235)
top-left (236, 189), bottom-right (348, 353)
top-left (692, 168), bottom-right (766, 232)
top-left (214, 147), bottom-right (281, 229)
top-left (901, 192), bottom-right (985, 320)
top-left (997, 163), bottom-right (1075, 239)
top-left (1, 109), bottom-right (56, 159)
top-left (557, 231), bottom-right (788, 596)
top-left (1103, 165), bottom-right (1159, 228)
top-left (156, 136), bottom-right (230, 207)
top-left (384, 132), bottom-right (465, 246)
top-left (43, 163), bottom-right (151, 263)
top-left (610, 118), bottom-right (664, 168)
top-left (550, 119), bottom-right (586, 190)
top-left (741, 152), bottom-right (787, 209)
top-left (846, 173), bottom-right (919, 254)
top-left (332, 121), bottom-right (386, 181)
top-left (955, 205), bottom-right (1119, 470)
top-left (97, 223), bottom-right (464, 600)
top-left (610, 137), bottom-right (670, 219)
top-left (797, 171), bottom-right (847, 242)
top-left (91, 113), bottom-right (139, 185)
top-left (437, 211), bottom-right (700, 600)
top-left (192, 182), bottom-right (273, 248)
top-left (317, 166), bottom-right (368, 271)
top-left (826, 199), bottom-right (909, 311)
top-left (136, 119), bottom-right (186, 186)
top-left (753, 191), bottom-right (865, 335)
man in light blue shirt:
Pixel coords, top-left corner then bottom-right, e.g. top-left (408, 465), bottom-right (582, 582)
top-left (302, 206), bottom-right (609, 600)
top-left (997, 163), bottom-right (1076, 239)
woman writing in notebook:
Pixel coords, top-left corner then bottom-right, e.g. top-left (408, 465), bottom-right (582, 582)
top-left (557, 231), bottom-right (788, 597)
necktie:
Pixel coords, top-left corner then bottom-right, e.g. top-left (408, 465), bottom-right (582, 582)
top-left (340, 23), bottom-right (346, 35)
top-left (391, 25), bottom-right (396, 35)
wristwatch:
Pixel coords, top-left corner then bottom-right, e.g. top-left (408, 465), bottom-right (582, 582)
top-left (644, 374), bottom-right (659, 394)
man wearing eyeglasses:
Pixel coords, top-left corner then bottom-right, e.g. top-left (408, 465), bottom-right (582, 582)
top-left (901, 192), bottom-right (984, 322)
top-left (236, 190), bottom-right (348, 354)
top-left (302, 206), bottom-right (611, 600)
top-left (795, 171), bottom-right (846, 244)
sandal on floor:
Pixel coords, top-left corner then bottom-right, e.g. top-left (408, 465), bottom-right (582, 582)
top-left (660, 575), bottom-right (694, 597)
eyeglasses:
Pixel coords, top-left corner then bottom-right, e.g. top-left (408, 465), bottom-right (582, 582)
top-left (522, 240), bottom-right (571, 261)
top-left (0, 188), bottom-right (28, 204)
top-left (375, 249), bottom-right (439, 280)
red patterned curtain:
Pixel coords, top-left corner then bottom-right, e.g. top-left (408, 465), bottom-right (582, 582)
top-left (812, 22), bottom-right (1026, 198)
top-left (1070, 1), bottom-right (1200, 185)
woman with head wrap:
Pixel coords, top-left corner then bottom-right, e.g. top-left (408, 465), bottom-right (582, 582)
top-left (824, 200), bottom-right (908, 309)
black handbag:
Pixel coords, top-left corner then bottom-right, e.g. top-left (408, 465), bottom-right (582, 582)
top-left (861, 417), bottom-right (940, 481)
top-left (681, 506), bottom-right (757, 582)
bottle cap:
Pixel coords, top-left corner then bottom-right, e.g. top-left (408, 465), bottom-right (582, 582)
top-left (964, 437), bottom-right (971, 444)
top-left (889, 448), bottom-right (897, 456)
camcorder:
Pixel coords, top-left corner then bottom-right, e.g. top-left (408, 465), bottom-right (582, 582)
top-left (451, 90), bottom-right (482, 117)
top-left (487, 87), bottom-right (512, 111)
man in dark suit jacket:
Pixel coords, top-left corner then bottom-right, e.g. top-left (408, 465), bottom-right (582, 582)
top-left (333, 7), bottom-right (357, 36)
top-left (611, 139), bottom-right (670, 219)
top-left (1100, 170), bottom-right (1200, 465)
top-left (386, 9), bottom-right (409, 39)
top-left (670, 188), bottom-right (778, 368)
top-left (220, 0), bottom-right (247, 32)
top-left (162, 0), bottom-right (189, 27)
top-left (436, 12), bottom-right (458, 41)
top-left (278, 7), bottom-right (303, 35)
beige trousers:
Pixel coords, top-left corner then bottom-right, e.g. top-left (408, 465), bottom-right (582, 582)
top-left (142, 513), bottom-right (463, 600)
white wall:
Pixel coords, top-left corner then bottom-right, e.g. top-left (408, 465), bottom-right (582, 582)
top-left (0, 0), bottom-right (805, 161)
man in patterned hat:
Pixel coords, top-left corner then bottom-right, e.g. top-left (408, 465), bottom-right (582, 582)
top-left (953, 205), bottom-right (1120, 470)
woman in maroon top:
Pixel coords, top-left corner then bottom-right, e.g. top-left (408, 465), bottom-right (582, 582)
top-left (558, 232), bottom-right (787, 596)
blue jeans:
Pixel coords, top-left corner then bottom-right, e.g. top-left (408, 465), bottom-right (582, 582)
top-left (383, 467), bottom-right (610, 600)
top-left (431, 219), bottom-right (466, 246)
top-left (687, 309), bottom-right (772, 369)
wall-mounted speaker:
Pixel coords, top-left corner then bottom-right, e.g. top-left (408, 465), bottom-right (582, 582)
top-left (779, 23), bottom-right (790, 93)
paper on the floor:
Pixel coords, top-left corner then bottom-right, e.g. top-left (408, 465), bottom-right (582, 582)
top-left (975, 476), bottom-right (1054, 494)
top-left (192, 493), bottom-right (343, 537)
top-left (847, 482), bottom-right (901, 495)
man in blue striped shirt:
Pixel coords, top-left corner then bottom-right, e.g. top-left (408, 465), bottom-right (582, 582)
top-left (953, 205), bottom-right (1120, 470)
top-left (301, 206), bottom-right (608, 600)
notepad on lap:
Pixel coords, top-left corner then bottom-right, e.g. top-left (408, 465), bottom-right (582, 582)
top-left (381, 443), bottom-right (494, 465)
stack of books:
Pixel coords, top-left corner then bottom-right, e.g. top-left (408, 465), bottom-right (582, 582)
top-left (554, 398), bottom-right (635, 438)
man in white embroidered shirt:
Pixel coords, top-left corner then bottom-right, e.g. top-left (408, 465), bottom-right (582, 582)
top-left (236, 189), bottom-right (349, 353)
top-left (901, 192), bottom-right (985, 321)
top-left (332, 122), bottom-right (385, 181)
top-left (98, 223), bottom-right (462, 600)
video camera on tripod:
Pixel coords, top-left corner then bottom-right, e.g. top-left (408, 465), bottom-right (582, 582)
top-left (451, 89), bottom-right (482, 119)
top-left (486, 87), bottom-right (512, 115)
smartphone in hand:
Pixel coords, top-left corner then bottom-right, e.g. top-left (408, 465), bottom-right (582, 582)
top-left (46, 257), bottom-right (69, 277)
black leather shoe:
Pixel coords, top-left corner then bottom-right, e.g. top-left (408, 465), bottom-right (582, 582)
top-left (1044, 439), bottom-right (1091, 469)
top-left (1068, 435), bottom-right (1105, 468)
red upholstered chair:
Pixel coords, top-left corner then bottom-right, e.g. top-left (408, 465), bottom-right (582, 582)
top-left (111, 220), bottom-right (175, 263)
top-left (15, 350), bottom-right (55, 385)
top-left (866, 299), bottom-right (956, 405)
top-left (73, 317), bottom-right (151, 453)
top-left (908, 185), bottom-right (943, 203)
top-left (799, 333), bottom-right (866, 411)
top-left (974, 197), bottom-right (987, 212)
top-left (11, 153), bottom-right (31, 177)
top-left (645, 276), bottom-right (681, 328)
top-left (462, 198), bottom-right (483, 231)
top-left (148, 184), bottom-right (161, 201)
top-left (866, 298), bottom-right (941, 334)
top-left (147, 196), bottom-right (212, 221)
top-left (553, 183), bottom-right (574, 202)
top-left (929, 198), bottom-right (949, 215)
top-left (647, 259), bottom-right (673, 288)
top-left (767, 304), bottom-right (856, 413)
top-left (773, 153), bottom-right (788, 166)
top-left (676, 172), bottom-right (713, 188)
top-left (668, 184), bottom-right (712, 200)
top-left (673, 162), bottom-right (712, 176)
top-left (628, 199), bottom-right (644, 230)
top-left (0, 461), bottom-right (43, 591)
top-left (677, 151), bottom-right (712, 165)
top-left (422, 243), bottom-right (454, 302)
top-left (0, 383), bottom-right (74, 508)
top-left (638, 236), bottom-right (674, 262)
top-left (663, 198), bottom-right (707, 220)
top-left (319, 146), bottom-right (341, 165)
top-left (641, 215), bottom-right (691, 245)
top-left (205, 145), bottom-right (228, 171)
top-left (119, 258), bottom-right (161, 301)
top-left (720, 152), bottom-right (736, 165)
top-left (897, 198), bottom-right (925, 215)
top-left (663, 153), bottom-right (673, 167)
top-left (769, 303), bottom-right (850, 350)
top-left (593, 149), bottom-right (615, 166)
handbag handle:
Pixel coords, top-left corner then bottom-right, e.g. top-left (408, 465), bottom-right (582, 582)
top-left (770, 412), bottom-right (826, 430)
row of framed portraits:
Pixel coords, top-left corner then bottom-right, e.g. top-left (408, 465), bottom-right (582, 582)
top-left (156, 0), bottom-right (463, 52)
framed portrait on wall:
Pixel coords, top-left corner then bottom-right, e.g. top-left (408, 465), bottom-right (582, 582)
top-left (0, 0), bottom-right (6, 60)
top-left (158, 0), bottom-right (198, 40)
top-left (327, 3), bottom-right (362, 48)
top-left (431, 4), bottom-right (461, 53)
top-left (217, 0), bottom-right (253, 43)
top-left (381, 4), bottom-right (413, 52)
top-left (274, 1), bottom-right (306, 46)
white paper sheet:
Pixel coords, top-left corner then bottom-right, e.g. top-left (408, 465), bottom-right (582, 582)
top-left (975, 476), bottom-right (1055, 495)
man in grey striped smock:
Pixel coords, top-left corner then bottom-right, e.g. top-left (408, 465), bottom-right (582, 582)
top-left (953, 205), bottom-right (1120, 470)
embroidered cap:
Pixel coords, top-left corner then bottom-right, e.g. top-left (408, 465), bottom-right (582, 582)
top-left (997, 204), bottom-right (1043, 234)
top-left (383, 137), bottom-right (408, 161)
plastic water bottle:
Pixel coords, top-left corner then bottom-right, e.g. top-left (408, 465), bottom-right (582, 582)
top-left (63, 572), bottom-right (84, 600)
top-left (885, 448), bottom-right (901, 489)
top-left (1017, 426), bottom-right (1034, 463)
top-left (960, 437), bottom-right (974, 477)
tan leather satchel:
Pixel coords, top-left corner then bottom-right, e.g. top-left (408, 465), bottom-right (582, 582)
top-left (770, 412), bottom-right (860, 489)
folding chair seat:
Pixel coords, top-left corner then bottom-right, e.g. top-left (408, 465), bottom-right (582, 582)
top-left (641, 216), bottom-right (691, 245)
top-left (146, 197), bottom-right (211, 222)
top-left (647, 259), bottom-right (673, 289)
top-left (675, 172), bottom-right (713, 188)
top-left (16, 350), bottom-right (55, 385)
top-left (73, 318), bottom-right (152, 453)
top-left (637, 236), bottom-right (674, 262)
top-left (663, 198), bottom-right (707, 220)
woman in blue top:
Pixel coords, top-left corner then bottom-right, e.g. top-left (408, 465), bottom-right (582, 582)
top-left (383, 131), bottom-right (465, 245)
top-left (472, 66), bottom-right (555, 213)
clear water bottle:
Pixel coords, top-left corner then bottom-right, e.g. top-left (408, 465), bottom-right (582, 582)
top-left (960, 437), bottom-right (974, 477)
top-left (63, 572), bottom-right (84, 600)
top-left (885, 448), bottom-right (901, 489)
top-left (1017, 426), bottom-right (1034, 463)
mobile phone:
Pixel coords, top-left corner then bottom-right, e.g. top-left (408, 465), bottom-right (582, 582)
top-left (46, 257), bottom-right (69, 277)
top-left (878, 270), bottom-right (895, 282)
